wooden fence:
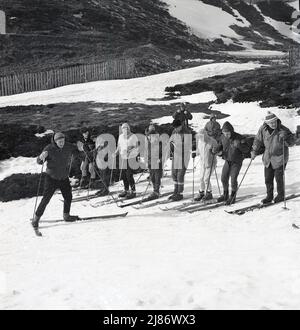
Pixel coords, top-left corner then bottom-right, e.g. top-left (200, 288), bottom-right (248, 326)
top-left (0, 58), bottom-right (137, 96)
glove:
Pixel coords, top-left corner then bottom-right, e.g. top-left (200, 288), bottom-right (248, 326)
top-left (39, 151), bottom-right (48, 162)
top-left (279, 131), bottom-right (287, 140)
top-left (251, 151), bottom-right (256, 160)
top-left (233, 140), bottom-right (240, 148)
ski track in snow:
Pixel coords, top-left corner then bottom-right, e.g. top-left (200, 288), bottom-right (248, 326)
top-left (1, 146), bottom-right (300, 310)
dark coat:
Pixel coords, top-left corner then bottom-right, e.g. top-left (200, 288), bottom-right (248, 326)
top-left (37, 141), bottom-right (77, 180)
top-left (216, 122), bottom-right (249, 165)
top-left (252, 120), bottom-right (295, 169)
top-left (173, 109), bottom-right (193, 127)
top-left (80, 135), bottom-right (95, 162)
top-left (145, 128), bottom-right (163, 170)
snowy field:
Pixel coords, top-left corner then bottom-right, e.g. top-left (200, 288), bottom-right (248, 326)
top-left (1, 59), bottom-right (300, 309)
top-left (1, 145), bottom-right (300, 310)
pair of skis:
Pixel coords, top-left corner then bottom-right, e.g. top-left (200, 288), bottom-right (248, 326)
top-left (32, 212), bottom-right (128, 237)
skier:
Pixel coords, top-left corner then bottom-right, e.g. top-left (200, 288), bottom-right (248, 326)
top-left (213, 122), bottom-right (249, 205)
top-left (145, 124), bottom-right (163, 200)
top-left (251, 112), bottom-right (295, 204)
top-left (114, 123), bottom-right (139, 199)
top-left (194, 129), bottom-right (218, 202)
top-left (78, 127), bottom-right (96, 188)
top-left (169, 119), bottom-right (192, 201)
top-left (173, 103), bottom-right (193, 128)
top-left (32, 132), bottom-right (79, 231)
top-left (94, 135), bottom-right (112, 197)
top-left (204, 114), bottom-right (222, 142)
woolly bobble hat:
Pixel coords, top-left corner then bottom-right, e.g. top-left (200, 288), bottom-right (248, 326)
top-left (265, 112), bottom-right (278, 124)
top-left (54, 132), bottom-right (65, 142)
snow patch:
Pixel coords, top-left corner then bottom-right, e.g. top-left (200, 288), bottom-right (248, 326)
top-left (35, 130), bottom-right (54, 138)
top-left (0, 157), bottom-right (41, 181)
top-left (0, 63), bottom-right (261, 107)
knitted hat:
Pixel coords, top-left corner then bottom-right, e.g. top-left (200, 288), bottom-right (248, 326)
top-left (222, 121), bottom-right (234, 133)
top-left (265, 112), bottom-right (278, 124)
top-left (172, 119), bottom-right (182, 128)
top-left (54, 132), bottom-right (65, 142)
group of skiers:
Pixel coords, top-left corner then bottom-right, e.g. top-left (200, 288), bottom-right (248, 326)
top-left (31, 104), bottom-right (295, 234)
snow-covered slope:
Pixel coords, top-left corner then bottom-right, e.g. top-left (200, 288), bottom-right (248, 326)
top-left (164, 0), bottom-right (300, 49)
top-left (0, 63), bottom-right (260, 107)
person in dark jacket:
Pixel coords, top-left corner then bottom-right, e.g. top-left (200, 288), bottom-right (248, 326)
top-left (251, 112), bottom-right (295, 204)
top-left (204, 114), bottom-right (222, 142)
top-left (169, 119), bottom-right (192, 201)
top-left (214, 122), bottom-right (249, 205)
top-left (173, 103), bottom-right (193, 128)
top-left (145, 124), bottom-right (163, 200)
top-left (78, 128), bottom-right (96, 188)
top-left (32, 132), bottom-right (79, 230)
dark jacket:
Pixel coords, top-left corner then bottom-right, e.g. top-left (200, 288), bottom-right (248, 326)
top-left (252, 120), bottom-right (295, 169)
top-left (37, 140), bottom-right (78, 180)
top-left (216, 122), bottom-right (249, 165)
top-left (173, 109), bottom-right (193, 127)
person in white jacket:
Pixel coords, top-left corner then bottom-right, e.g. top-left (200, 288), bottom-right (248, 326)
top-left (194, 129), bottom-right (218, 202)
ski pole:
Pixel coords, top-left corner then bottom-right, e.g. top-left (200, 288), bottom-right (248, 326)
top-left (215, 167), bottom-right (222, 196)
top-left (32, 162), bottom-right (45, 221)
top-left (83, 149), bottom-right (120, 206)
top-left (193, 158), bottom-right (196, 200)
top-left (229, 159), bottom-right (253, 206)
top-left (282, 138), bottom-right (288, 210)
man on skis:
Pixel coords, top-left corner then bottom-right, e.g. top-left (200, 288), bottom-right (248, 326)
top-left (78, 127), bottom-right (96, 189)
top-left (169, 119), bottom-right (192, 201)
top-left (114, 123), bottom-right (139, 199)
top-left (194, 128), bottom-right (218, 202)
top-left (213, 122), bottom-right (249, 205)
top-left (251, 112), bottom-right (295, 204)
top-left (173, 103), bottom-right (193, 128)
top-left (145, 124), bottom-right (163, 200)
top-left (32, 132), bottom-right (79, 232)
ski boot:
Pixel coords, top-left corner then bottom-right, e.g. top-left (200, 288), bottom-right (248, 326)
top-left (217, 190), bottom-right (229, 203)
top-left (261, 194), bottom-right (273, 205)
top-left (172, 194), bottom-right (183, 202)
top-left (147, 192), bottom-right (159, 201)
top-left (96, 188), bottom-right (109, 197)
top-left (225, 192), bottom-right (237, 206)
top-left (194, 191), bottom-right (205, 202)
top-left (118, 190), bottom-right (129, 198)
top-left (126, 191), bottom-right (137, 200)
top-left (274, 194), bottom-right (284, 204)
top-left (63, 213), bottom-right (80, 222)
top-left (31, 214), bottom-right (42, 237)
top-left (203, 191), bottom-right (213, 202)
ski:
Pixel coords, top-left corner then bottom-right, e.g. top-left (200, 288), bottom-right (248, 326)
top-left (119, 192), bottom-right (172, 208)
top-left (160, 198), bottom-right (220, 212)
top-left (226, 194), bottom-right (300, 216)
top-left (40, 212), bottom-right (128, 224)
top-left (292, 224), bottom-right (300, 230)
top-left (183, 194), bottom-right (256, 214)
top-left (135, 193), bottom-right (193, 210)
